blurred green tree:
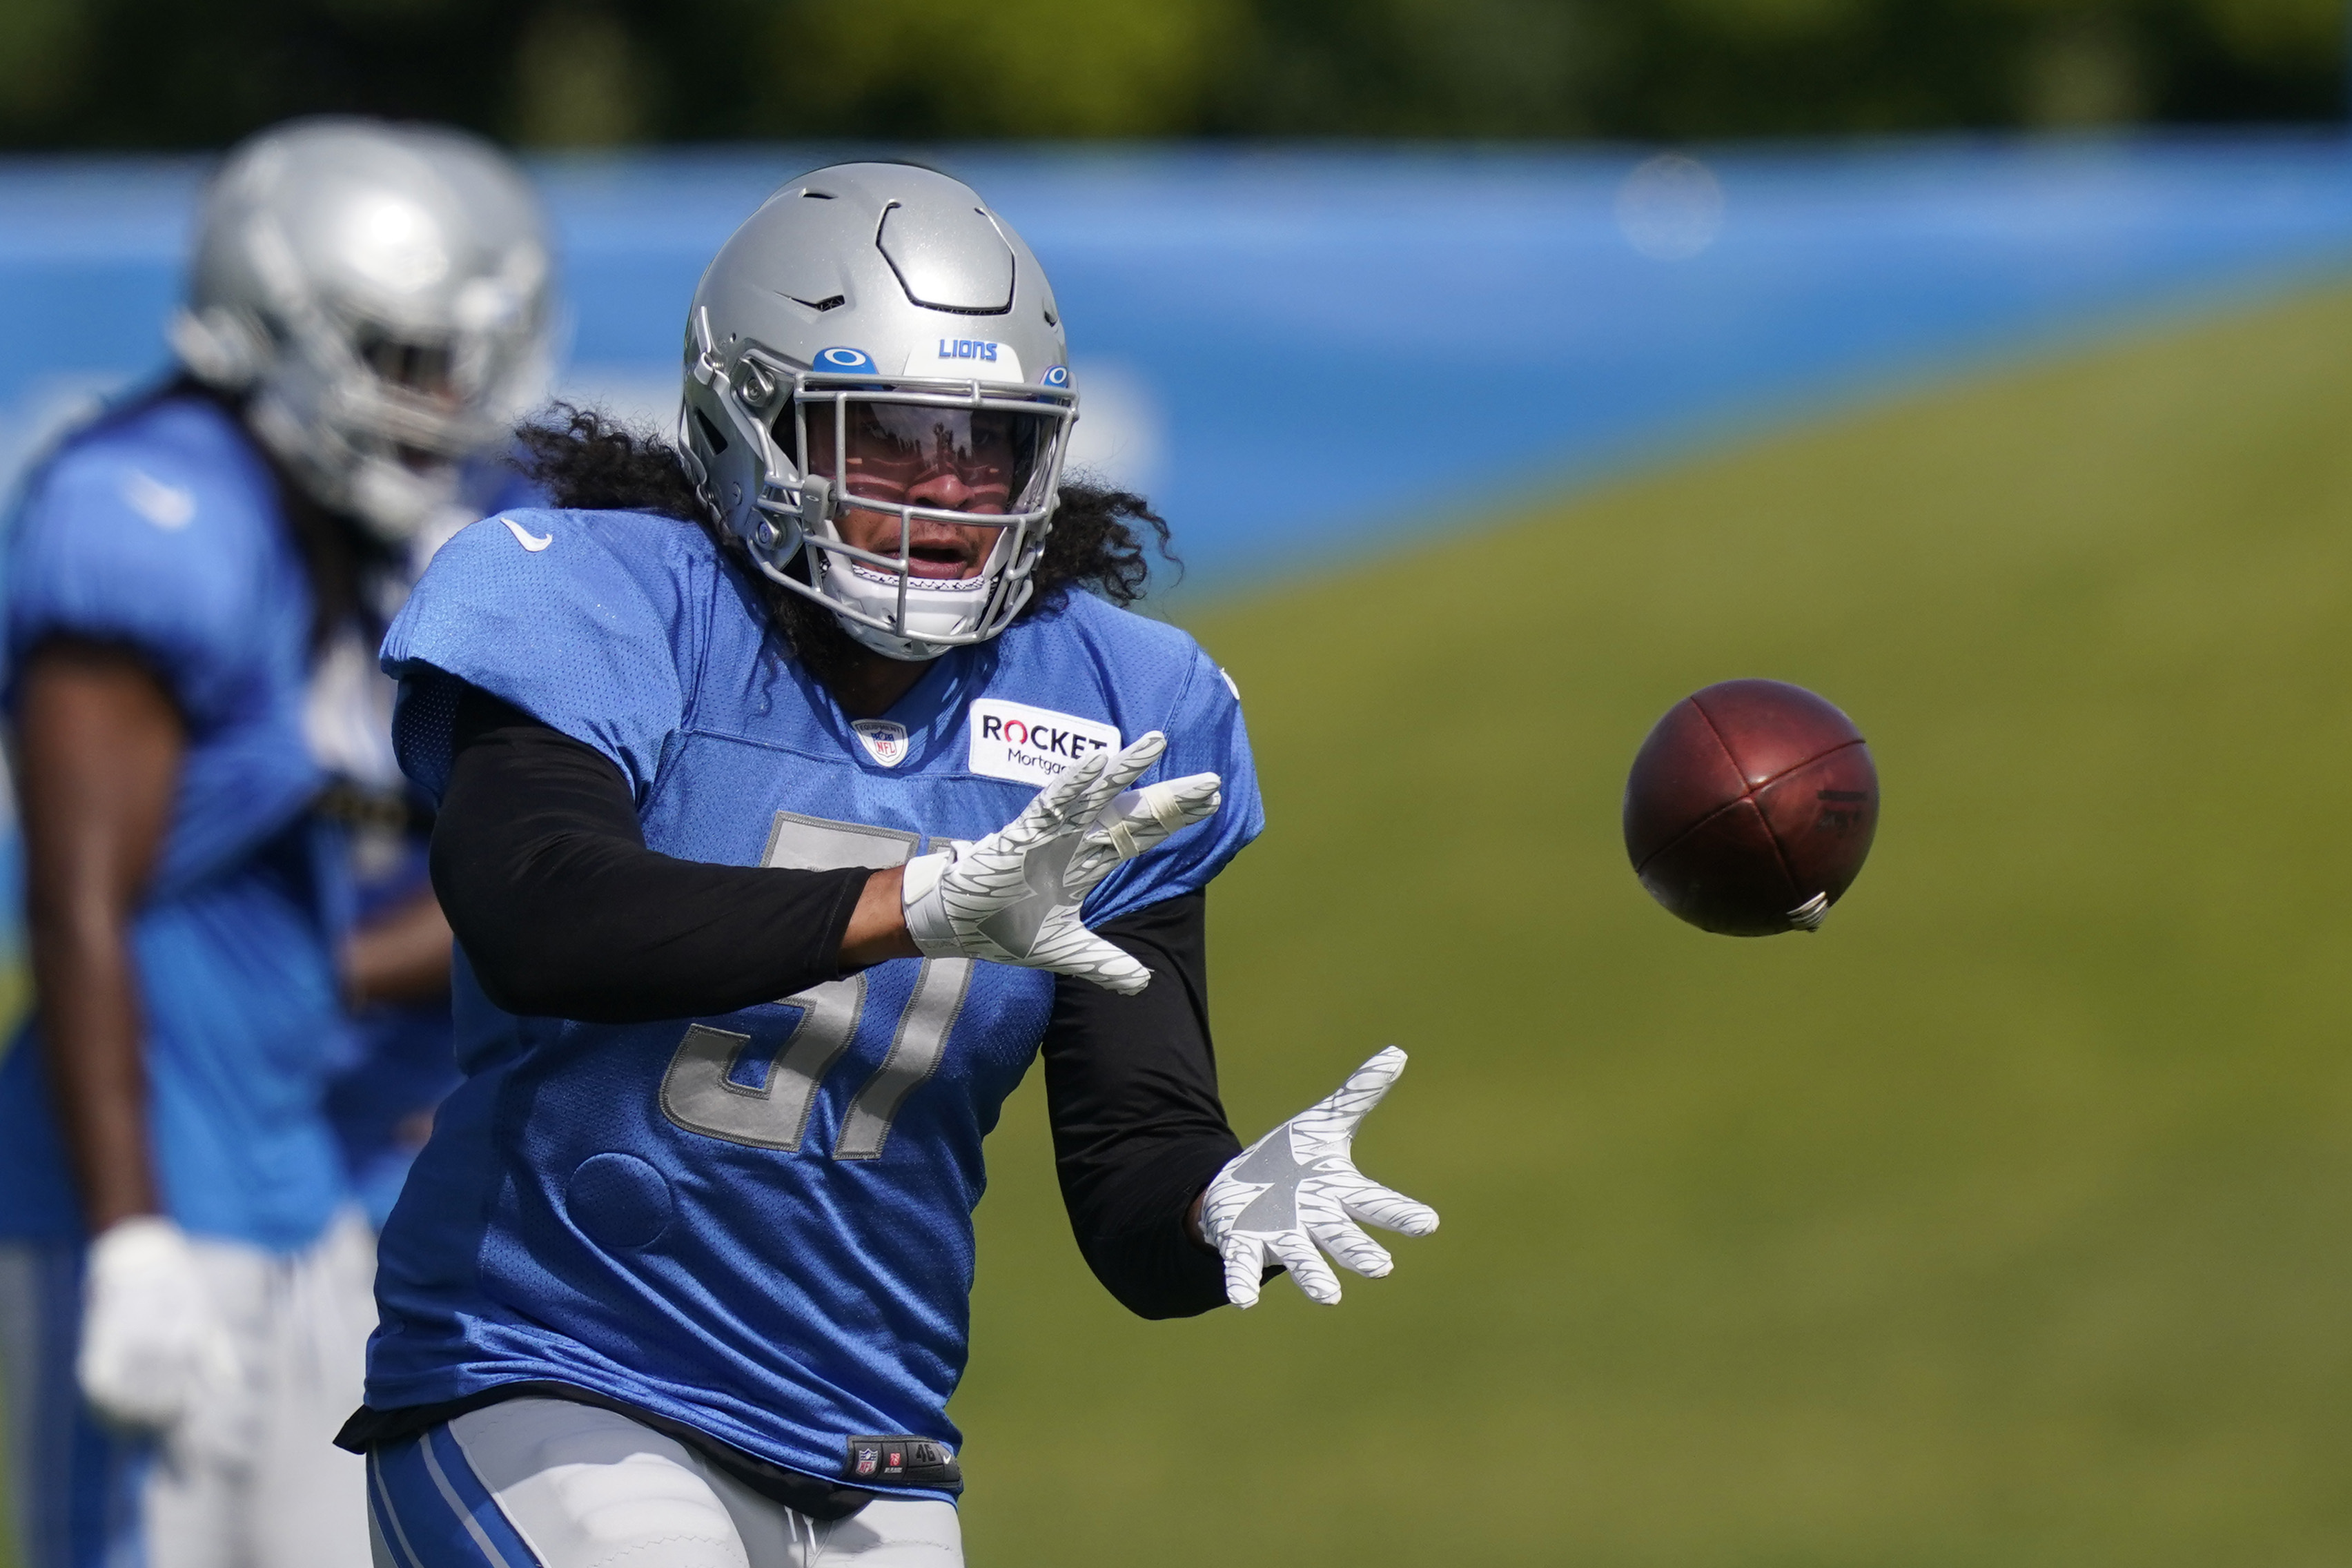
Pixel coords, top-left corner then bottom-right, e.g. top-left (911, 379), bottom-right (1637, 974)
top-left (0, 0), bottom-right (2338, 148)
top-left (752, 0), bottom-right (1245, 137)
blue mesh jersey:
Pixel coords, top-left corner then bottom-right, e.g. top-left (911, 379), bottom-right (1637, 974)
top-left (364, 506), bottom-right (1264, 1500)
top-left (0, 392), bottom-right (351, 1250)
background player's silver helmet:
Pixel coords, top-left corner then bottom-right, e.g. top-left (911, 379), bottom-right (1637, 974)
top-left (170, 117), bottom-right (556, 545)
top-left (679, 162), bottom-right (1078, 662)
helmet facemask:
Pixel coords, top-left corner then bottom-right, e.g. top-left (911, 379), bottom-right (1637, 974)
top-left (244, 268), bottom-right (552, 547)
top-left (692, 328), bottom-right (1078, 663)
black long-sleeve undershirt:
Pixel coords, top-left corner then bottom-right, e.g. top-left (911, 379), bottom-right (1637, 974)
top-left (431, 688), bottom-right (872, 1022)
top-left (1040, 890), bottom-right (1240, 1320)
top-left (428, 683), bottom-right (1237, 1320)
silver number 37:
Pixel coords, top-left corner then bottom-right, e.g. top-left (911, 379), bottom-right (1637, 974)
top-left (658, 811), bottom-right (972, 1162)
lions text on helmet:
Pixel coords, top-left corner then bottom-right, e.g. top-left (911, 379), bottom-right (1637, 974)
top-left (677, 163), bottom-right (1079, 662)
top-left (170, 117), bottom-right (557, 550)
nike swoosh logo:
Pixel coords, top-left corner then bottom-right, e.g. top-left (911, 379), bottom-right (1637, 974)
top-left (503, 518), bottom-right (554, 552)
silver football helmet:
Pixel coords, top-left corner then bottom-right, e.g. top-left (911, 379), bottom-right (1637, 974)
top-left (170, 117), bottom-right (556, 544)
top-left (679, 162), bottom-right (1078, 662)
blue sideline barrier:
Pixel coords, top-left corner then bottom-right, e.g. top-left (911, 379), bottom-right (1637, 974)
top-left (4, 133), bottom-right (2351, 586)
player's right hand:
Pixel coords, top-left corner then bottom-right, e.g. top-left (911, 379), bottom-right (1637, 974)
top-left (902, 730), bottom-right (1219, 994)
top-left (77, 1216), bottom-right (236, 1432)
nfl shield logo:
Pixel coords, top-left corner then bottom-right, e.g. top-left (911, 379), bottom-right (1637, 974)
top-left (852, 719), bottom-right (909, 767)
top-left (855, 1447), bottom-right (879, 1476)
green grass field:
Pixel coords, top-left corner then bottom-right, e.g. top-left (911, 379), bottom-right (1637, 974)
top-left (949, 282), bottom-right (2352, 1567)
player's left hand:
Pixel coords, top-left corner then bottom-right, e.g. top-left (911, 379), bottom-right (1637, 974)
top-left (1200, 1046), bottom-right (1439, 1308)
top-left (902, 729), bottom-right (1221, 994)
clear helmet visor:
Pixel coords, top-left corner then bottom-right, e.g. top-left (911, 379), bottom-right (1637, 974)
top-left (794, 399), bottom-right (1053, 524)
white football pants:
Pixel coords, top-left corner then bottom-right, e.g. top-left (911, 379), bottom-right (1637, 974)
top-left (0, 1211), bottom-right (378, 1568)
top-left (366, 1398), bottom-right (963, 1568)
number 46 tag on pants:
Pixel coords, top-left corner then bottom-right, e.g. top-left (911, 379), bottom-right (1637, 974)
top-left (965, 698), bottom-right (1120, 787)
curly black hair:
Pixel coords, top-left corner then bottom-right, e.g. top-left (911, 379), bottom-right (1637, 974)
top-left (513, 402), bottom-right (1175, 682)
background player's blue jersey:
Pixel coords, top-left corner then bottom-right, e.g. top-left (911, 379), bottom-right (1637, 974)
top-left (0, 391), bottom-right (352, 1249)
top-left (323, 458), bottom-right (545, 1231)
top-left (326, 830), bottom-right (459, 1228)
top-left (365, 507), bottom-right (1263, 1500)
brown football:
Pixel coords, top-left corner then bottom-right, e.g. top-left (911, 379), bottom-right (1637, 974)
top-left (1623, 678), bottom-right (1879, 936)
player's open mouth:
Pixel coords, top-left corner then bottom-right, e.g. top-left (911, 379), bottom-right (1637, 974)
top-left (839, 504), bottom-right (1001, 580)
top-left (905, 540), bottom-right (978, 579)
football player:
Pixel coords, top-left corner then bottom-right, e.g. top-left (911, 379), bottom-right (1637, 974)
top-left (0, 119), bottom-right (553, 1568)
top-left (339, 163), bottom-right (1438, 1566)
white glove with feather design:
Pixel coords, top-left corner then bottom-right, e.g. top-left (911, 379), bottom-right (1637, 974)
top-left (902, 730), bottom-right (1220, 994)
top-left (1200, 1046), bottom-right (1439, 1307)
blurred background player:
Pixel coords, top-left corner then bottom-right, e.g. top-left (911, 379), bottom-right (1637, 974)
top-left (337, 162), bottom-right (1434, 1566)
top-left (0, 117), bottom-right (553, 1568)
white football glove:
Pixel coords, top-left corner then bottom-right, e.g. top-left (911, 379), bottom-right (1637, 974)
top-left (1200, 1046), bottom-right (1439, 1308)
top-left (77, 1216), bottom-right (237, 1431)
top-left (903, 730), bottom-right (1220, 995)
